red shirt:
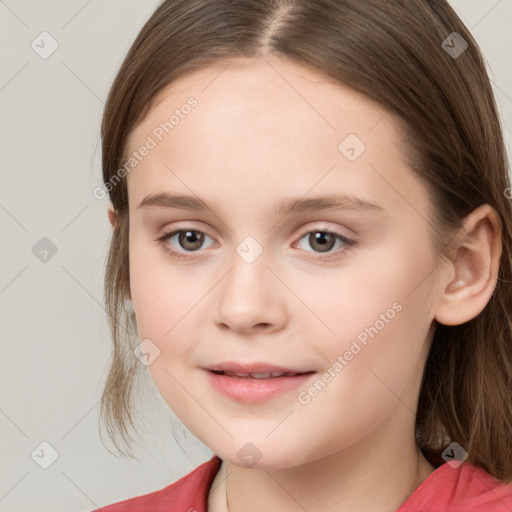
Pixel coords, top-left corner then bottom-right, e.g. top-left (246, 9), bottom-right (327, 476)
top-left (93, 454), bottom-right (512, 511)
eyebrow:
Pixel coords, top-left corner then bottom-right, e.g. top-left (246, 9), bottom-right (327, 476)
top-left (137, 192), bottom-right (384, 215)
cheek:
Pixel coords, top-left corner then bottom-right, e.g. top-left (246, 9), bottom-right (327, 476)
top-left (307, 236), bottom-right (432, 347)
top-left (129, 254), bottom-right (206, 413)
top-left (314, 234), bottom-right (436, 404)
top-left (129, 226), bottom-right (190, 331)
top-left (130, 264), bottom-right (202, 350)
top-left (128, 237), bottom-right (216, 398)
top-left (315, 229), bottom-right (431, 351)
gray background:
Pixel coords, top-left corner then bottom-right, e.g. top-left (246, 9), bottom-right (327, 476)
top-left (1, 1), bottom-right (511, 510)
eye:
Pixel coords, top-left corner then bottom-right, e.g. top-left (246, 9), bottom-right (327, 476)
top-left (294, 229), bottom-right (355, 258)
top-left (157, 226), bottom-right (355, 261)
top-left (157, 229), bottom-right (216, 259)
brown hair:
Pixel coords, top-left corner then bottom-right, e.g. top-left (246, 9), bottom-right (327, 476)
top-left (99, 0), bottom-right (512, 481)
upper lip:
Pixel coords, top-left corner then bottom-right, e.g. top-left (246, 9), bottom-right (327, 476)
top-left (203, 361), bottom-right (313, 374)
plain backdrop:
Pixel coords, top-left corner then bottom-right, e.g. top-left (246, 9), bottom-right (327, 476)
top-left (1, 1), bottom-right (511, 510)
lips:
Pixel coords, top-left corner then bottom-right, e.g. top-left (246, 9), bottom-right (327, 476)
top-left (203, 361), bottom-right (313, 377)
top-left (204, 365), bottom-right (317, 403)
top-left (212, 370), bottom-right (303, 379)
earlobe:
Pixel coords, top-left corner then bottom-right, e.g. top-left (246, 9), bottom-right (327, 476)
top-left (434, 204), bottom-right (502, 327)
top-left (107, 203), bottom-right (118, 229)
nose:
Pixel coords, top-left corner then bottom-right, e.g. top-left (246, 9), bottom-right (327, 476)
top-left (214, 247), bottom-right (287, 335)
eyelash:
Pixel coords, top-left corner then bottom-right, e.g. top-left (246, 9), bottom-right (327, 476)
top-left (156, 226), bottom-right (356, 261)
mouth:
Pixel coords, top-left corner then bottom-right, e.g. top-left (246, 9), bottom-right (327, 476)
top-left (203, 368), bottom-right (317, 403)
top-left (203, 360), bottom-right (315, 375)
top-left (209, 370), bottom-right (314, 379)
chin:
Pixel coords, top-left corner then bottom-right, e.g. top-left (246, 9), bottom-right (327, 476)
top-left (216, 442), bottom-right (311, 471)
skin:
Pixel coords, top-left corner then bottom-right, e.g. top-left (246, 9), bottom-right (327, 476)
top-left (108, 55), bottom-right (502, 511)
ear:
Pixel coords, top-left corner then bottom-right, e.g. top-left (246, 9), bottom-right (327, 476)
top-left (434, 204), bottom-right (502, 326)
top-left (107, 202), bottom-right (118, 229)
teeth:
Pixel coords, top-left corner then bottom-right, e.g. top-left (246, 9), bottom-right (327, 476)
top-left (221, 371), bottom-right (300, 378)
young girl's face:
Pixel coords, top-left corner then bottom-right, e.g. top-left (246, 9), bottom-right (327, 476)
top-left (123, 56), bottom-right (446, 468)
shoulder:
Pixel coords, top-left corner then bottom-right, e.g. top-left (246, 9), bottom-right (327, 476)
top-left (400, 462), bottom-right (512, 511)
top-left (92, 454), bottom-right (222, 512)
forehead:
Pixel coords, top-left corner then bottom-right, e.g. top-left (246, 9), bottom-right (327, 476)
top-left (124, 56), bottom-right (423, 219)
top-left (136, 55), bottom-right (384, 135)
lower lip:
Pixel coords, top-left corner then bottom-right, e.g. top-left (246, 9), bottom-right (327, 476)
top-left (204, 370), bottom-right (316, 403)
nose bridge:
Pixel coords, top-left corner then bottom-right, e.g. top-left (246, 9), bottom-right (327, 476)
top-left (214, 233), bottom-right (285, 332)
top-left (224, 234), bottom-right (270, 296)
